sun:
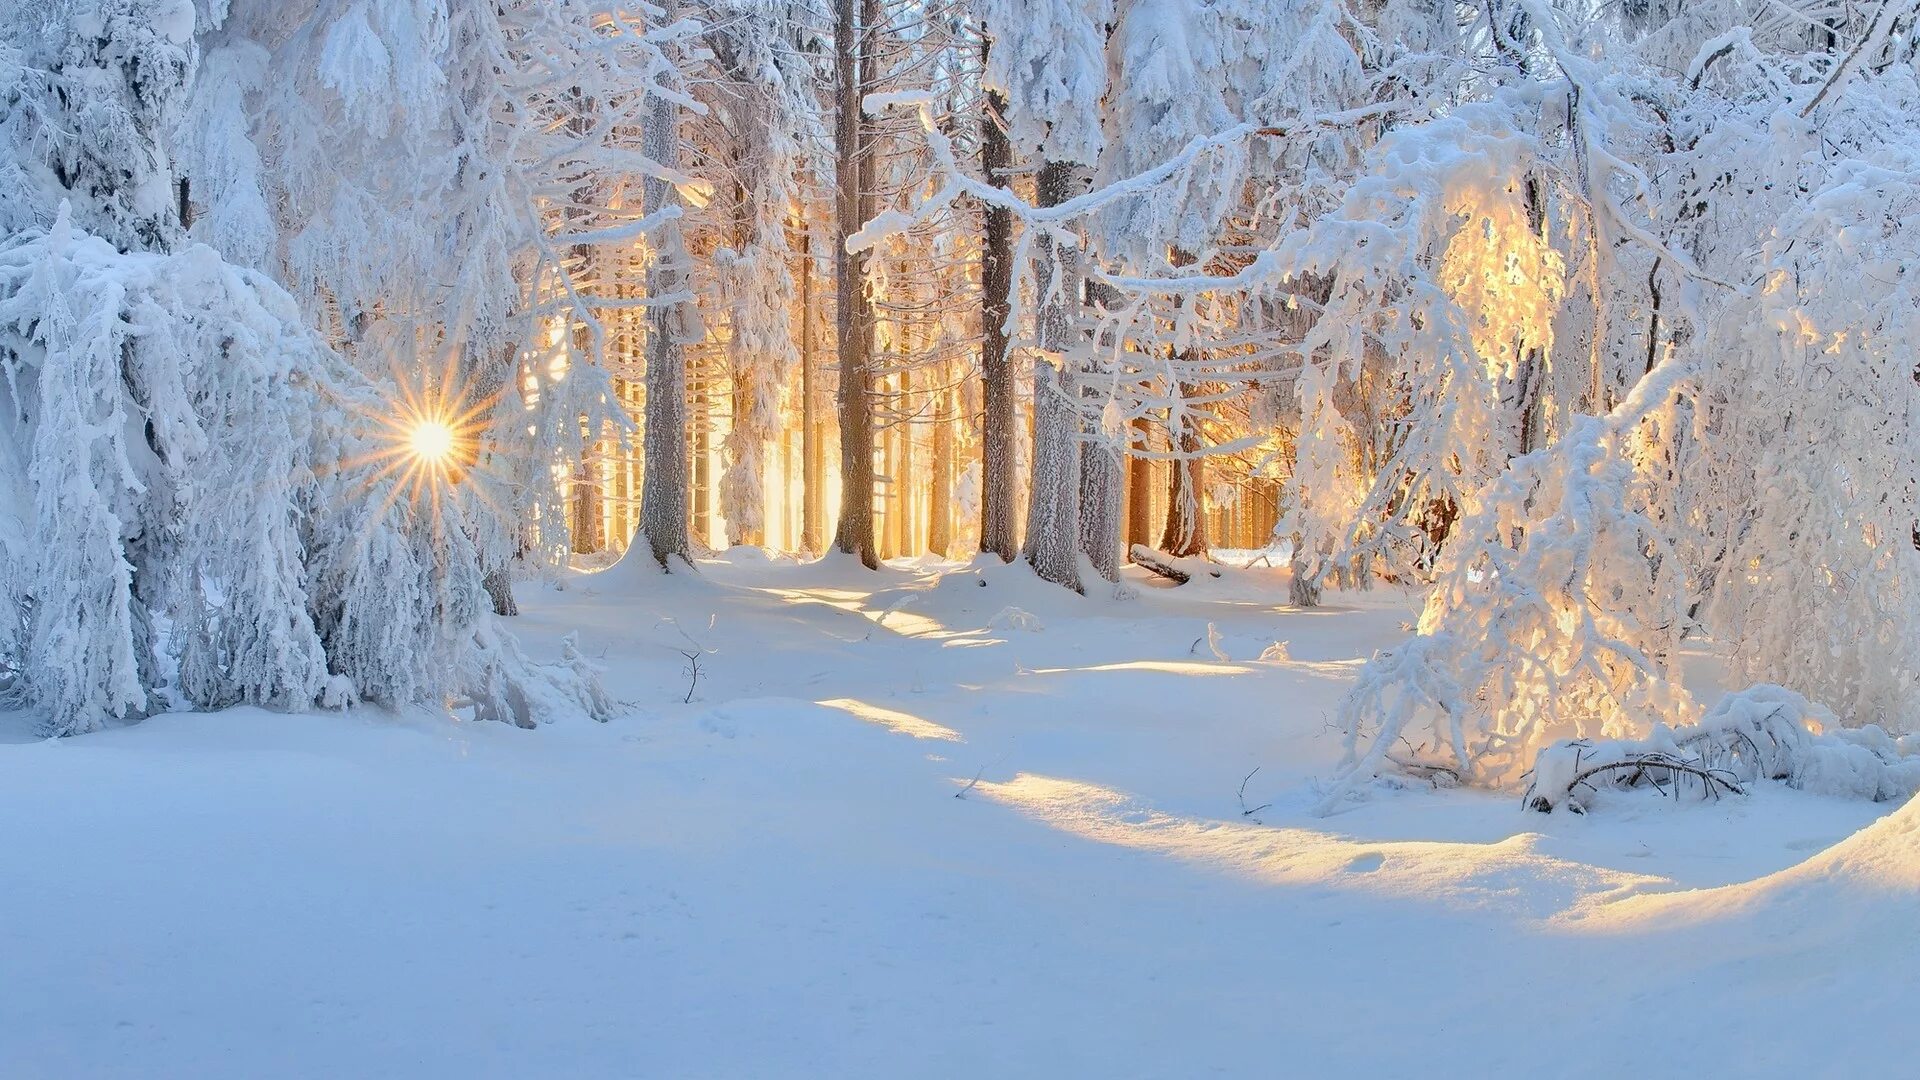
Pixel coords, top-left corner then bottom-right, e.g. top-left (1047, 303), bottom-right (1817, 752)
top-left (409, 418), bottom-right (458, 464)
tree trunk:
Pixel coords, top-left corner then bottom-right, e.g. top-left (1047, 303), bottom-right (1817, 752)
top-left (800, 225), bottom-right (823, 554)
top-left (1127, 414), bottom-right (1154, 557)
top-left (899, 368), bottom-right (917, 555)
top-left (638, 0), bottom-right (693, 569)
top-left (723, 171), bottom-right (764, 550)
top-left (1022, 161), bottom-right (1083, 593)
top-left (483, 566), bottom-right (518, 617)
top-left (930, 383), bottom-right (954, 556)
top-left (464, 339), bottom-right (522, 614)
top-left (830, 0), bottom-right (879, 567)
top-left (570, 454), bottom-right (604, 553)
top-left (1079, 281), bottom-right (1123, 583)
top-left (978, 51), bottom-right (1017, 563)
top-left (567, 91), bottom-right (603, 556)
top-left (692, 371), bottom-right (712, 549)
top-left (1159, 385), bottom-right (1209, 558)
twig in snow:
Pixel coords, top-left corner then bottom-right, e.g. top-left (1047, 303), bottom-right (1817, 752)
top-left (678, 649), bottom-right (703, 704)
top-left (1238, 767), bottom-right (1272, 818)
top-left (955, 764), bottom-right (987, 800)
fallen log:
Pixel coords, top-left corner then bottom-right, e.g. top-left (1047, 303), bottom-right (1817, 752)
top-left (1130, 545), bottom-right (1220, 584)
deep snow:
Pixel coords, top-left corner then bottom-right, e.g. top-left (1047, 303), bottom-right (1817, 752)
top-left (1, 552), bottom-right (1910, 1078)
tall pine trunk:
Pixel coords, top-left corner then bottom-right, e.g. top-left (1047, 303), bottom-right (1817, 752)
top-left (567, 91), bottom-right (604, 556)
top-left (799, 224), bottom-right (824, 554)
top-left (1127, 414), bottom-right (1154, 557)
top-left (1022, 161), bottom-right (1083, 592)
top-left (930, 383), bottom-right (954, 556)
top-left (830, 0), bottom-right (879, 567)
top-left (638, 0), bottom-right (693, 568)
top-left (1079, 282), bottom-right (1123, 582)
top-left (978, 50), bottom-right (1017, 562)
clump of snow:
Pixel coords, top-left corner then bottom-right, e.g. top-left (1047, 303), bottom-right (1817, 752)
top-left (153, 0), bottom-right (196, 45)
top-left (987, 606), bottom-right (1044, 633)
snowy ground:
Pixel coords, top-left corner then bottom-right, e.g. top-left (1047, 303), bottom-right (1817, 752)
top-left (3, 553), bottom-right (1913, 1078)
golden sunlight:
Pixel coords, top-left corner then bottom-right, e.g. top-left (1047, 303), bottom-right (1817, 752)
top-left (409, 418), bottom-right (459, 464)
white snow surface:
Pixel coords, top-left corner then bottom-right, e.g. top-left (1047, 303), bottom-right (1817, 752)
top-left (2, 552), bottom-right (1912, 1078)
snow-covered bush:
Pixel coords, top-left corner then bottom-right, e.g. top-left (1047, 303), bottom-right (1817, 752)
top-left (1525, 685), bottom-right (1920, 812)
top-left (1322, 388), bottom-right (1697, 809)
top-left (0, 209), bottom-right (341, 732)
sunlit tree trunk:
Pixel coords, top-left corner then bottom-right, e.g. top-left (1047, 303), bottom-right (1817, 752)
top-left (930, 381), bottom-right (954, 556)
top-left (566, 90), bottom-right (604, 556)
top-left (692, 370), bottom-right (712, 549)
top-left (1127, 414), bottom-right (1154, 558)
top-left (831, 0), bottom-right (880, 567)
top-left (1160, 381), bottom-right (1209, 558)
top-left (799, 225), bottom-right (824, 554)
top-left (900, 367), bottom-right (918, 555)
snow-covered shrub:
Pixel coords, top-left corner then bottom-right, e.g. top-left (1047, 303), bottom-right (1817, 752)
top-left (1321, 394), bottom-right (1697, 810)
top-left (1525, 685), bottom-right (1920, 812)
top-left (0, 212), bottom-right (339, 731)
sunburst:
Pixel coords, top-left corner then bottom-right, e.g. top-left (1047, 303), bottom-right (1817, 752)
top-left (325, 332), bottom-right (509, 539)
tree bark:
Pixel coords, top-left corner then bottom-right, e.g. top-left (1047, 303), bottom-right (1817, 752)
top-left (483, 566), bottom-right (519, 616)
top-left (567, 90), bottom-right (603, 556)
top-left (978, 50), bottom-right (1017, 563)
top-left (638, 0), bottom-right (693, 569)
top-left (1079, 280), bottom-right (1123, 582)
top-left (1127, 414), bottom-right (1154, 557)
top-left (929, 383), bottom-right (954, 556)
top-left (1022, 161), bottom-right (1084, 593)
top-left (1159, 384), bottom-right (1209, 558)
top-left (830, 0), bottom-right (880, 567)
top-left (800, 225), bottom-right (823, 554)
top-left (692, 366), bottom-right (712, 548)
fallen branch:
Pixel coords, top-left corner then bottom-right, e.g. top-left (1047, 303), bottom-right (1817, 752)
top-left (1385, 754), bottom-right (1460, 786)
top-left (1130, 545), bottom-right (1221, 584)
top-left (1527, 746), bottom-right (1744, 813)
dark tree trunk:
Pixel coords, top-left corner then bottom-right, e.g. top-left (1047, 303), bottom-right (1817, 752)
top-left (830, 0), bottom-right (879, 567)
top-left (978, 50), bottom-right (1017, 563)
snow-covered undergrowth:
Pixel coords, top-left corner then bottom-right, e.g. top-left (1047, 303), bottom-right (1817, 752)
top-left (1527, 685), bottom-right (1920, 813)
top-left (1, 553), bottom-right (1911, 1077)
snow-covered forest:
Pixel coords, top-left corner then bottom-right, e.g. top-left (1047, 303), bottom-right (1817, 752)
top-left (3, 0), bottom-right (1919, 1075)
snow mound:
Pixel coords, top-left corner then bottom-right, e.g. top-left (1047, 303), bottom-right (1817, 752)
top-left (1583, 790), bottom-right (1920, 933)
